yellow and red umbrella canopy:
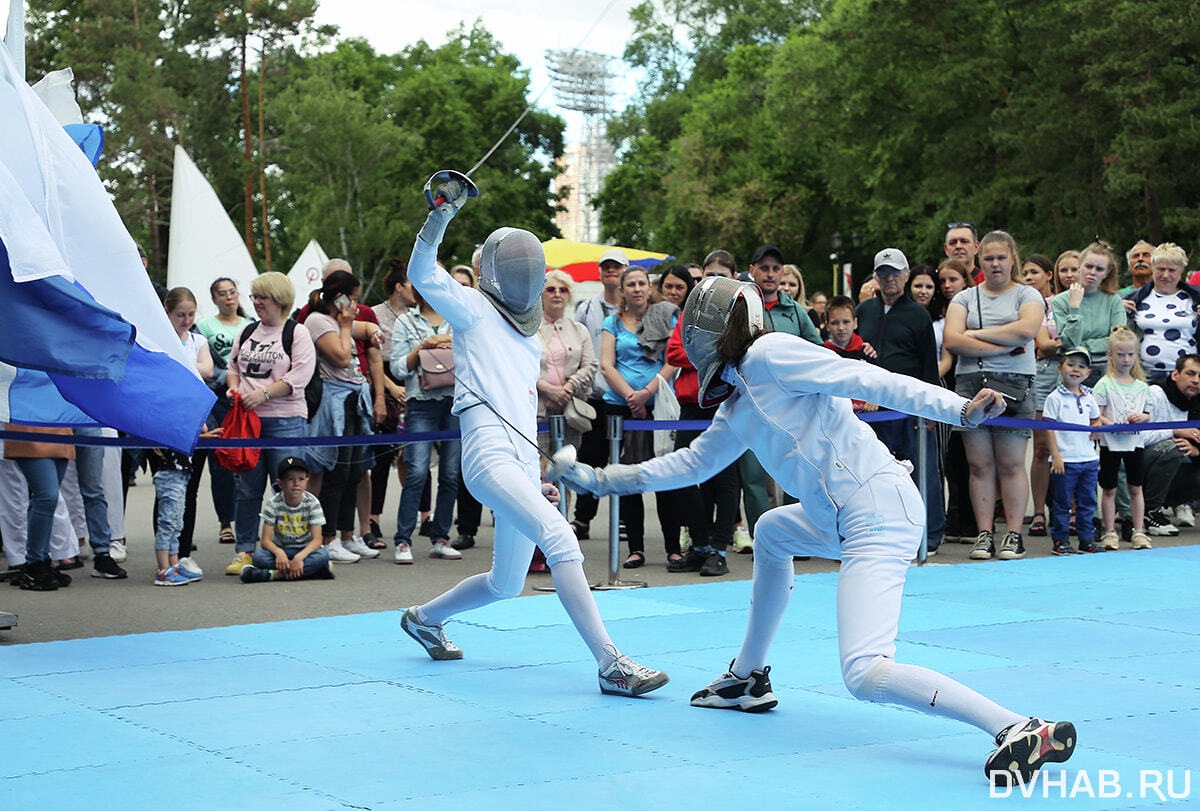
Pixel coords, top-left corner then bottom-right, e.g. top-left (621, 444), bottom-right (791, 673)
top-left (542, 238), bottom-right (674, 282)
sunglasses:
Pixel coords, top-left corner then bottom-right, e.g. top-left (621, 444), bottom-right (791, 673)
top-left (545, 286), bottom-right (569, 294)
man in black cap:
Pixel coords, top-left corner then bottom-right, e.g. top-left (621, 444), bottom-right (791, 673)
top-left (748, 245), bottom-right (820, 344)
top-left (239, 456), bottom-right (334, 582)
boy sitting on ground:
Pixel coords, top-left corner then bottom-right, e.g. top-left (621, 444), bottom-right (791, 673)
top-left (241, 457), bottom-right (334, 582)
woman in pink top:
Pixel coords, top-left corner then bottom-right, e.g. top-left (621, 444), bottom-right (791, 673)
top-left (223, 272), bottom-right (317, 572)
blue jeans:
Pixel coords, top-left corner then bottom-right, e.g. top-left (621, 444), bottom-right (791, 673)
top-left (872, 416), bottom-right (944, 550)
top-left (250, 545), bottom-right (331, 578)
top-left (153, 469), bottom-right (189, 553)
top-left (73, 427), bottom-right (111, 554)
top-left (1050, 460), bottom-right (1099, 542)
top-left (394, 398), bottom-right (460, 545)
top-left (234, 415), bottom-right (309, 553)
top-left (14, 457), bottom-right (67, 563)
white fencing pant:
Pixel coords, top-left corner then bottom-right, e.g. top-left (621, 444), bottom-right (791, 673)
top-left (417, 419), bottom-right (617, 665)
top-left (735, 472), bottom-right (1024, 737)
top-left (0, 457), bottom-right (80, 566)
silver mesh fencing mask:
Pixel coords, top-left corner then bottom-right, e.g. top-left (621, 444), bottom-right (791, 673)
top-left (478, 227), bottom-right (544, 336)
top-left (681, 276), bottom-right (765, 407)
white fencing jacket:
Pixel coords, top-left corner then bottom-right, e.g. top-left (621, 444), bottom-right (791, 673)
top-left (407, 238), bottom-right (542, 462)
top-left (633, 332), bottom-right (969, 530)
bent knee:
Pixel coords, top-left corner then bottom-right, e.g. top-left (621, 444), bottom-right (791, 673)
top-left (843, 655), bottom-right (893, 702)
top-left (485, 570), bottom-right (524, 600)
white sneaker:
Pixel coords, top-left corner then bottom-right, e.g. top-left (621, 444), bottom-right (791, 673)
top-left (343, 536), bottom-right (380, 559)
top-left (1174, 503), bottom-right (1195, 527)
top-left (327, 540), bottom-right (360, 564)
top-left (598, 645), bottom-right (669, 696)
top-left (178, 556), bottom-right (204, 576)
top-left (108, 540), bottom-right (127, 563)
top-left (430, 540), bottom-right (462, 560)
top-left (1100, 529), bottom-right (1120, 551)
top-left (394, 543), bottom-right (414, 564)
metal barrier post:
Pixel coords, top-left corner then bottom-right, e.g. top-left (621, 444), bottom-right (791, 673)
top-left (916, 417), bottom-right (929, 565)
top-left (549, 415), bottom-right (569, 519)
top-left (593, 414), bottom-right (645, 590)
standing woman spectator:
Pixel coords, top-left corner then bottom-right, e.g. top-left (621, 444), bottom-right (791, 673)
top-left (1052, 242), bottom-right (1125, 385)
top-left (191, 277), bottom-right (249, 550)
top-left (224, 272), bottom-right (316, 576)
top-left (809, 290), bottom-right (829, 334)
top-left (943, 231), bottom-right (1043, 561)
top-left (906, 264), bottom-right (938, 342)
top-left (1054, 250), bottom-right (1081, 292)
top-left (537, 270), bottom-right (598, 459)
top-left (1023, 254), bottom-right (1060, 537)
top-left (306, 271), bottom-right (384, 563)
top-left (778, 265), bottom-right (804, 304)
top-left (935, 257), bottom-right (975, 541)
top-left (1124, 243), bottom-right (1200, 383)
top-left (389, 277), bottom-right (462, 563)
top-left (368, 259), bottom-right (417, 541)
top-left (600, 266), bottom-right (676, 568)
top-left (3, 426), bottom-right (74, 590)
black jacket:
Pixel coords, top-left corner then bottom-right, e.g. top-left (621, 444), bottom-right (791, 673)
top-left (855, 293), bottom-right (939, 385)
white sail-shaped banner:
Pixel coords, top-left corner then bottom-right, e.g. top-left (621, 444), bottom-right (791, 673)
top-left (287, 238), bottom-right (329, 303)
top-left (167, 145), bottom-right (257, 319)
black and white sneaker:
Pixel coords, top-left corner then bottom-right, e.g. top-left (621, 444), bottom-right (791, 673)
top-left (1146, 508), bottom-right (1180, 536)
top-left (996, 531), bottom-right (1025, 560)
top-left (691, 661), bottom-right (778, 713)
top-left (969, 530), bottom-right (995, 560)
top-left (985, 717), bottom-right (1076, 786)
top-left (598, 646), bottom-right (669, 696)
top-left (90, 553), bottom-right (127, 579)
top-left (401, 607), bottom-right (463, 660)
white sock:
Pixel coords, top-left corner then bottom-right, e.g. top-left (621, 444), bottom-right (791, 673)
top-left (732, 553), bottom-right (794, 676)
top-left (872, 661), bottom-right (1026, 736)
top-left (551, 560), bottom-right (618, 667)
top-left (418, 573), bottom-right (496, 626)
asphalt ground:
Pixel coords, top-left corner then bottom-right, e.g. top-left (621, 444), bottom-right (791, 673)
top-left (1, 464), bottom-right (1195, 645)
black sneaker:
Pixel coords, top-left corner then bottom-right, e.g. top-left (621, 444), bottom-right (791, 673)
top-left (699, 552), bottom-right (729, 577)
top-left (1146, 508), bottom-right (1180, 536)
top-left (997, 531), bottom-right (1025, 560)
top-left (691, 661), bottom-right (777, 712)
top-left (419, 518), bottom-right (433, 538)
top-left (1050, 539), bottom-right (1077, 556)
top-left (569, 520), bottom-right (589, 540)
top-left (53, 566), bottom-right (72, 587)
top-left (91, 553), bottom-right (128, 579)
top-left (985, 718), bottom-right (1076, 786)
top-left (667, 548), bottom-right (707, 573)
top-left (312, 565), bottom-right (336, 580)
top-left (240, 566), bottom-right (274, 583)
top-left (1077, 539), bottom-right (1103, 553)
top-left (451, 534), bottom-right (475, 551)
top-left (969, 530), bottom-right (995, 560)
top-left (18, 560), bottom-right (59, 591)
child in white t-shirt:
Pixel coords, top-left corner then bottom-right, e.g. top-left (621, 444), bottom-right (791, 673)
top-left (1042, 348), bottom-right (1103, 554)
top-left (1091, 328), bottom-right (1152, 550)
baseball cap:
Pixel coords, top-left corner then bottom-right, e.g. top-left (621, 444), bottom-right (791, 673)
top-left (1060, 346), bottom-right (1091, 364)
top-left (873, 248), bottom-right (909, 273)
top-left (598, 248), bottom-right (629, 267)
top-left (276, 456), bottom-right (309, 479)
top-left (751, 244), bottom-right (783, 265)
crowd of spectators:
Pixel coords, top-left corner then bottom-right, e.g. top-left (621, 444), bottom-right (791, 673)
top-left (3, 227), bottom-right (1199, 591)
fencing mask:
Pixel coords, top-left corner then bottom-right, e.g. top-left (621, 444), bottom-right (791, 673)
top-left (478, 227), bottom-right (544, 336)
top-left (681, 276), bottom-right (765, 407)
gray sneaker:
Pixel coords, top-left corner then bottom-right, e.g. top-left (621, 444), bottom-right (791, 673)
top-left (401, 607), bottom-right (463, 660)
top-left (997, 531), bottom-right (1025, 560)
top-left (598, 645), bottom-right (669, 696)
top-left (969, 530), bottom-right (995, 560)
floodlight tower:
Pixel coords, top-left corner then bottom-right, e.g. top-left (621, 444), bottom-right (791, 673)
top-left (545, 48), bottom-right (616, 243)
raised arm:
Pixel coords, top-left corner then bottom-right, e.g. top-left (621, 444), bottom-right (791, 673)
top-left (406, 178), bottom-right (484, 332)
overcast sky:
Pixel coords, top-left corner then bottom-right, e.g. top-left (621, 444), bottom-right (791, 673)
top-left (312, 0), bottom-right (643, 141)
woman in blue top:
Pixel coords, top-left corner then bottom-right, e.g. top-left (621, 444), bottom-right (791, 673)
top-left (600, 267), bottom-right (675, 567)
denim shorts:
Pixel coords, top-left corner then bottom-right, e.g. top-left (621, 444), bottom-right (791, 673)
top-left (1032, 357), bottom-right (1059, 412)
top-left (955, 371), bottom-right (1035, 437)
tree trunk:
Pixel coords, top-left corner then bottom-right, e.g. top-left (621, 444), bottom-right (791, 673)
top-left (258, 41), bottom-right (272, 272)
top-left (240, 26), bottom-right (254, 259)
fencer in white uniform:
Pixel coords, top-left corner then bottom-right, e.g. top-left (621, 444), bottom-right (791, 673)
top-left (396, 175), bottom-right (667, 697)
top-left (554, 277), bottom-right (1077, 783)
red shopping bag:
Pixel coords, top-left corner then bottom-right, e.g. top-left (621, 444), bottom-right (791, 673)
top-left (215, 393), bottom-right (262, 472)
